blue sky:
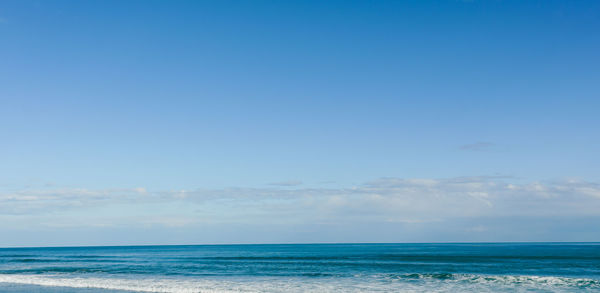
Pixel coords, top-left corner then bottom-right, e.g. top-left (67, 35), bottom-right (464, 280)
top-left (1, 0), bottom-right (599, 246)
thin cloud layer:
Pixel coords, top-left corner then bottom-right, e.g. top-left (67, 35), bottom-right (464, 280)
top-left (2, 177), bottom-right (600, 225)
top-left (268, 180), bottom-right (303, 187)
top-left (460, 142), bottom-right (495, 151)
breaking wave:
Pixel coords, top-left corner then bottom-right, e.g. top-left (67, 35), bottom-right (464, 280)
top-left (0, 273), bottom-right (598, 293)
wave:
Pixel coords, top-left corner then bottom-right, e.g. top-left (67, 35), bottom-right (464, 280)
top-left (8, 258), bottom-right (55, 263)
top-left (404, 273), bottom-right (600, 287)
top-left (0, 254), bottom-right (36, 258)
top-left (0, 273), bottom-right (598, 293)
top-left (178, 254), bottom-right (600, 261)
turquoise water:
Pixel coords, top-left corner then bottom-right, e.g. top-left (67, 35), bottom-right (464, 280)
top-left (0, 243), bottom-right (599, 292)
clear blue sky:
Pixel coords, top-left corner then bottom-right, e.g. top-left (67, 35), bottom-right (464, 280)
top-left (1, 0), bottom-right (599, 246)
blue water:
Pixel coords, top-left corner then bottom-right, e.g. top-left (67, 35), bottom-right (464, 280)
top-left (0, 243), bottom-right (599, 292)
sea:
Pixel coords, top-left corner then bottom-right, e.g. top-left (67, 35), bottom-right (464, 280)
top-left (0, 243), bottom-right (599, 292)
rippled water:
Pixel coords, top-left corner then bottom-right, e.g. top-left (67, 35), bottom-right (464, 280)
top-left (1, 243), bottom-right (599, 292)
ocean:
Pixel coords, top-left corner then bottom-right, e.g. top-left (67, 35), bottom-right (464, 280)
top-left (0, 243), bottom-right (599, 292)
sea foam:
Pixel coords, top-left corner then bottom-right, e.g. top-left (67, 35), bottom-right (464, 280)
top-left (0, 273), bottom-right (598, 293)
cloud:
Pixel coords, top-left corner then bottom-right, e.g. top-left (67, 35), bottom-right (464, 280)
top-left (467, 225), bottom-right (488, 232)
top-left (2, 177), bottom-right (600, 243)
top-left (268, 180), bottom-right (303, 186)
top-left (460, 142), bottom-right (494, 151)
top-left (0, 187), bottom-right (155, 215)
top-left (0, 176), bottom-right (600, 214)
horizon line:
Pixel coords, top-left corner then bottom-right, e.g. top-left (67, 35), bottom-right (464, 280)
top-left (2, 241), bottom-right (600, 249)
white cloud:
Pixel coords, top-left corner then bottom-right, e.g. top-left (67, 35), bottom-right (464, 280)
top-left (1, 177), bottom-right (600, 229)
top-left (268, 180), bottom-right (303, 186)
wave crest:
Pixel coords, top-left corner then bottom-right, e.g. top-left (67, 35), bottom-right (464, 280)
top-left (0, 273), bottom-right (598, 293)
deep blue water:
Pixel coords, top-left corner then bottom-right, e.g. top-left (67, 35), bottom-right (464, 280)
top-left (0, 243), bottom-right (599, 292)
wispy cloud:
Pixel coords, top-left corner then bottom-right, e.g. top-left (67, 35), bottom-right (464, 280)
top-left (1, 177), bottom-right (599, 243)
top-left (0, 187), bottom-right (150, 215)
top-left (2, 177), bottom-right (599, 224)
top-left (460, 142), bottom-right (495, 151)
top-left (268, 180), bottom-right (303, 187)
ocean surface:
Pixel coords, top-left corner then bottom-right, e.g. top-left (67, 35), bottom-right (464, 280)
top-left (0, 243), bottom-right (599, 292)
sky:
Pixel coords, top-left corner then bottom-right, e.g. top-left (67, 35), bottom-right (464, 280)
top-left (0, 0), bottom-right (599, 246)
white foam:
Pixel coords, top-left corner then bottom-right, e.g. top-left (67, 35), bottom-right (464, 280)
top-left (2, 275), bottom-right (241, 293)
top-left (0, 274), bottom-right (597, 293)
